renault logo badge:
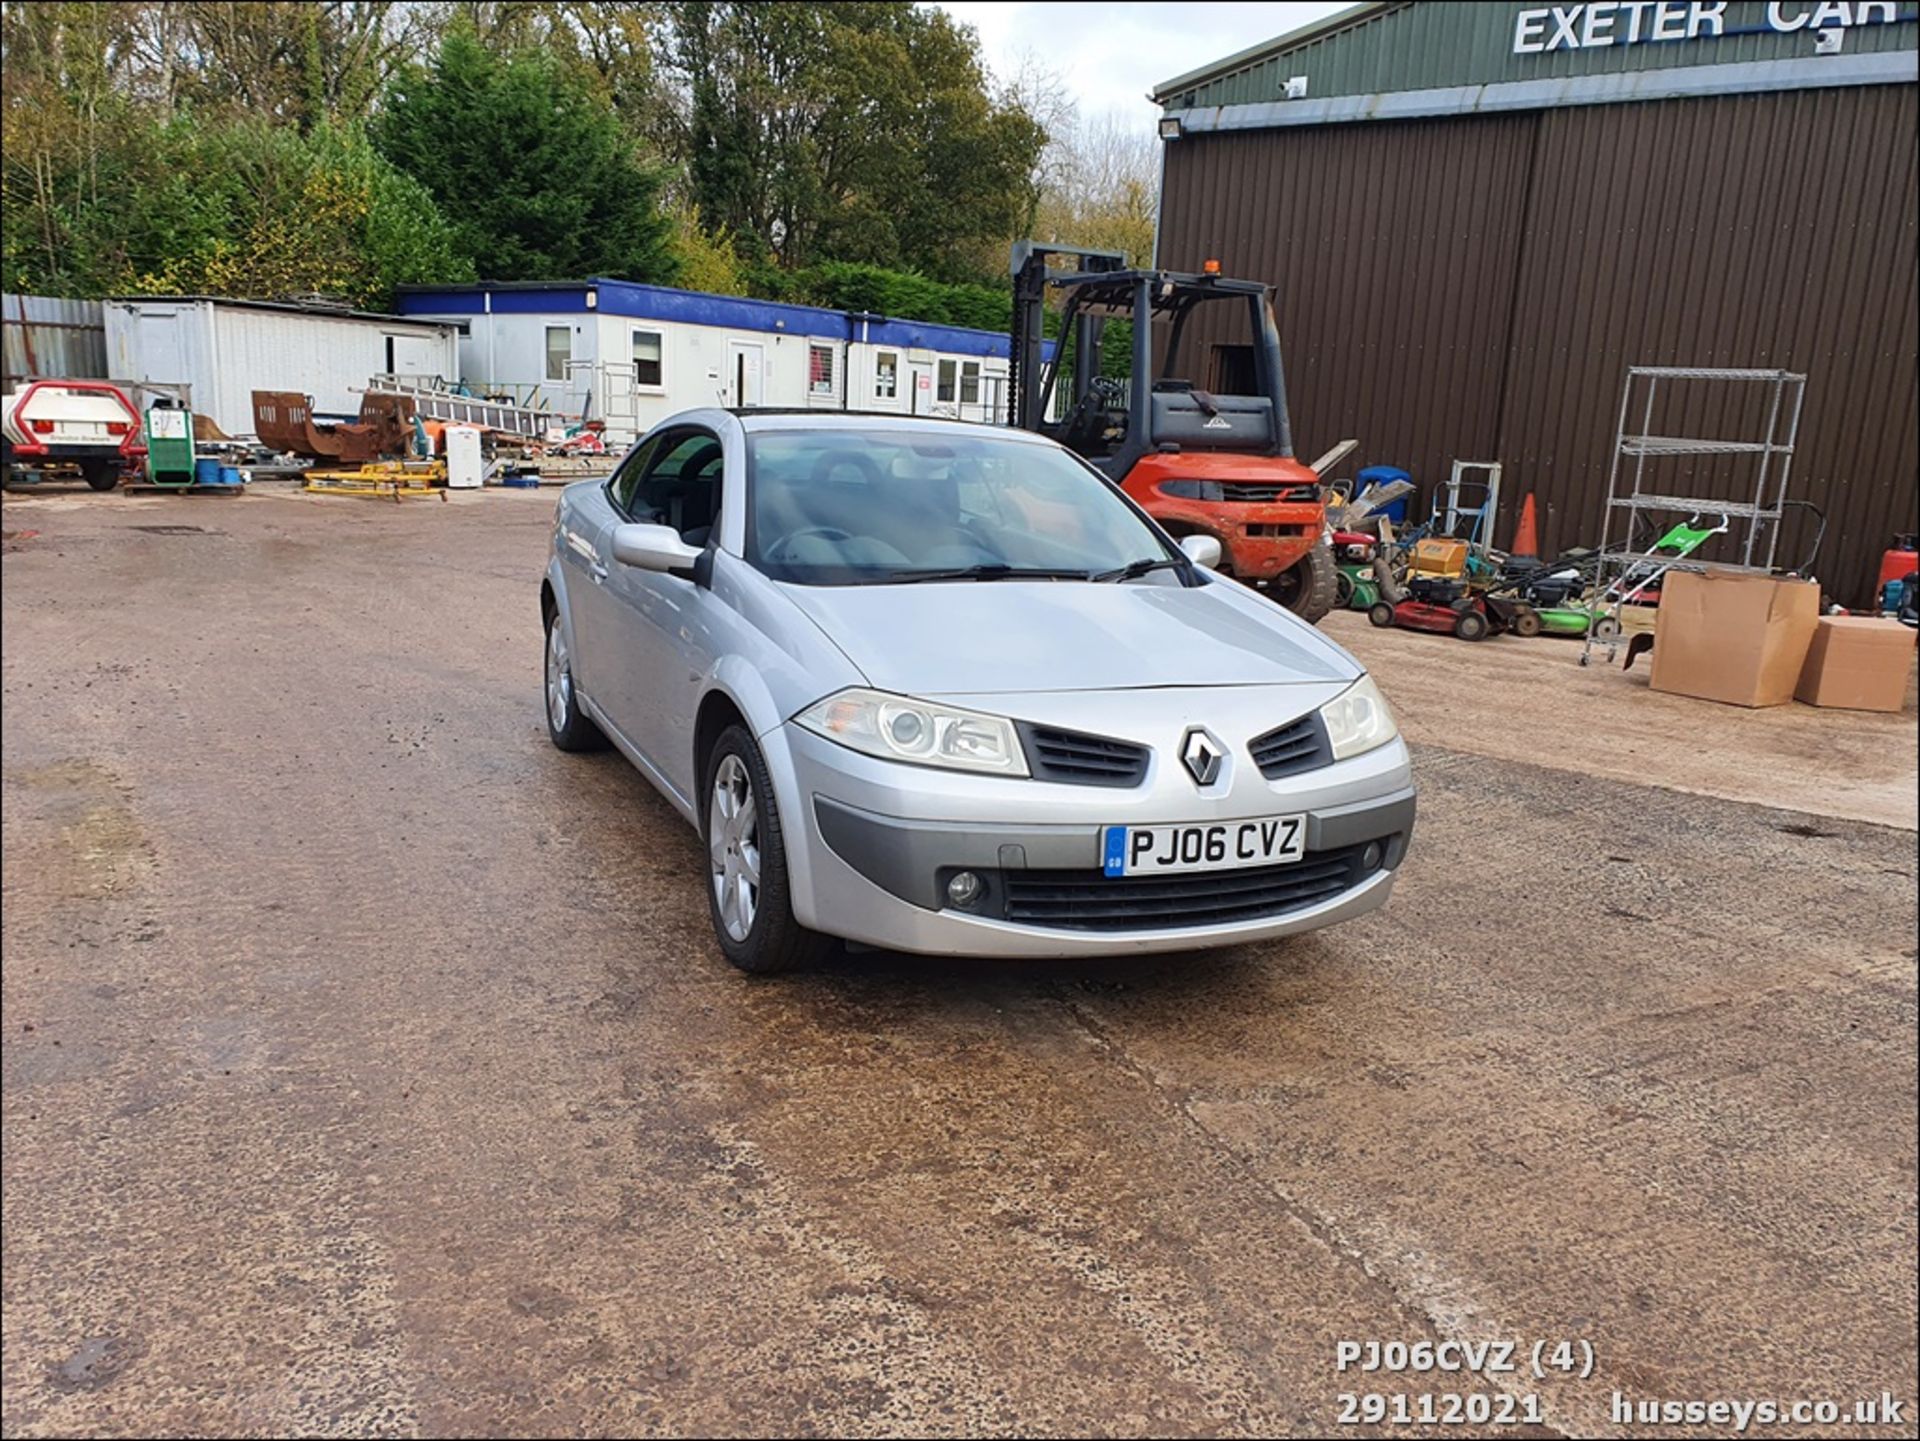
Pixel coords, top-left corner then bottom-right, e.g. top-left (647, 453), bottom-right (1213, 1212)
top-left (1180, 727), bottom-right (1225, 786)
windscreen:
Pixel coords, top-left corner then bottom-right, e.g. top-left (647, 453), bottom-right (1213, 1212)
top-left (745, 428), bottom-right (1176, 586)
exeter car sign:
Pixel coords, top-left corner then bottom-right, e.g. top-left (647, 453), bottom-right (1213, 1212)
top-left (1512, 0), bottom-right (1901, 53)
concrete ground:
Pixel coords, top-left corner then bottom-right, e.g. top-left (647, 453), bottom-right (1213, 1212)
top-left (3, 483), bottom-right (1915, 1439)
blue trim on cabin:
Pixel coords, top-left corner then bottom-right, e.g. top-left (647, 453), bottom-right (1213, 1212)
top-left (395, 277), bottom-right (1040, 361)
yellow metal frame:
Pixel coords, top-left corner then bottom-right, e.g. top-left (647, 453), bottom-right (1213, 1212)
top-left (303, 460), bottom-right (448, 502)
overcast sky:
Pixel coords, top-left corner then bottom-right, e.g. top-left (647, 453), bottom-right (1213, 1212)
top-left (933, 2), bottom-right (1351, 130)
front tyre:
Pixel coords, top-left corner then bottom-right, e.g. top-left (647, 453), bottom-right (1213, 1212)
top-left (705, 725), bottom-right (832, 975)
top-left (543, 608), bottom-right (606, 752)
top-left (1272, 539), bottom-right (1338, 625)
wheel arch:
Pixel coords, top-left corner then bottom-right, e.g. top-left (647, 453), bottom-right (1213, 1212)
top-left (693, 659), bottom-right (819, 928)
top-left (694, 690), bottom-right (751, 797)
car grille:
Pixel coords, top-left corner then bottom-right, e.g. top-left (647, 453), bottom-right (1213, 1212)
top-left (1248, 713), bottom-right (1332, 779)
top-left (1019, 723), bottom-right (1149, 787)
top-left (1002, 846), bottom-right (1366, 931)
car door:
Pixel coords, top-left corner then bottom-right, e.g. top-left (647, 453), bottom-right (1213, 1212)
top-left (564, 436), bottom-right (656, 723)
top-left (597, 427), bottom-right (728, 792)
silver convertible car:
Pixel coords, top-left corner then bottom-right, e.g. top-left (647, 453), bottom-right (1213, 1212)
top-left (541, 410), bottom-right (1414, 972)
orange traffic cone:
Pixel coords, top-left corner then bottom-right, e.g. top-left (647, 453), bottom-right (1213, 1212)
top-left (1511, 492), bottom-right (1539, 558)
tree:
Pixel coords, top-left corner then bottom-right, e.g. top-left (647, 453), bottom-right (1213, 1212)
top-left (656, 2), bottom-right (1043, 282)
top-left (1030, 107), bottom-right (1160, 268)
top-left (2, 106), bottom-right (471, 306)
top-left (373, 23), bottom-right (678, 282)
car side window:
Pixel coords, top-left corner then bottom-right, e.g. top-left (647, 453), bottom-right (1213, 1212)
top-left (629, 430), bottom-right (724, 543)
top-left (608, 437), bottom-right (660, 517)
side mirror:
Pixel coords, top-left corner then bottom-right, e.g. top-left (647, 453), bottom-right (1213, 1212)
top-left (1179, 534), bottom-right (1223, 570)
top-left (612, 522), bottom-right (703, 577)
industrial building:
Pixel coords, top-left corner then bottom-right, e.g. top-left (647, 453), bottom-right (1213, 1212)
top-left (394, 279), bottom-right (1028, 440)
top-left (1153, 0), bottom-right (1918, 605)
top-left (102, 296), bottom-right (461, 438)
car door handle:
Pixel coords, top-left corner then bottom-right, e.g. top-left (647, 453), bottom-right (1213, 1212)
top-left (588, 559), bottom-right (609, 582)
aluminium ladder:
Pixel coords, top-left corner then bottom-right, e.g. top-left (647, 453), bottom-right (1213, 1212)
top-left (1580, 366), bottom-right (1806, 667)
top-left (363, 376), bottom-right (557, 439)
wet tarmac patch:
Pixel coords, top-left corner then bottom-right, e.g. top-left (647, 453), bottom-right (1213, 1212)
top-left (47, 1335), bottom-right (140, 1393)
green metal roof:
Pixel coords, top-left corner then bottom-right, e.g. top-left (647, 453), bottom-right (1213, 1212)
top-left (1155, 1), bottom-right (1919, 111)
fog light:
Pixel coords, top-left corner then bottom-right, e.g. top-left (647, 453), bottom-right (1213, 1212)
top-left (946, 871), bottom-right (984, 909)
top-left (1361, 842), bottom-right (1384, 872)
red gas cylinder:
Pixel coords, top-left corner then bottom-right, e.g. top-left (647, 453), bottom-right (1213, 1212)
top-left (1881, 535), bottom-right (1918, 591)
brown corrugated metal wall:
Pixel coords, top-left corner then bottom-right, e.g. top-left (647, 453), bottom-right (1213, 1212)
top-left (1159, 84), bottom-right (1919, 606)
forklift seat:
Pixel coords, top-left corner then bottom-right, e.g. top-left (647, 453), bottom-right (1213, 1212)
top-left (1147, 392), bottom-right (1274, 450)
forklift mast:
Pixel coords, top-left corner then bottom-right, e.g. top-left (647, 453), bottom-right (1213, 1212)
top-left (1008, 241), bottom-right (1126, 434)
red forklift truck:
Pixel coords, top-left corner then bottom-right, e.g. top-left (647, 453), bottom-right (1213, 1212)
top-left (1007, 242), bottom-right (1335, 623)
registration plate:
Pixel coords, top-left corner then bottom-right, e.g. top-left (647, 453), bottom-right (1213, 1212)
top-left (1102, 815), bottom-right (1306, 877)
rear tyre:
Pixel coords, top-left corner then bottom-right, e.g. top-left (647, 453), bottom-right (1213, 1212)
top-left (543, 608), bottom-right (606, 752)
top-left (704, 725), bottom-right (833, 976)
top-left (1272, 539), bottom-right (1338, 625)
top-left (1368, 601), bottom-right (1397, 629)
top-left (1334, 569), bottom-right (1356, 608)
top-left (81, 461), bottom-right (121, 492)
top-left (1512, 607), bottom-right (1544, 638)
top-left (1454, 608), bottom-right (1492, 642)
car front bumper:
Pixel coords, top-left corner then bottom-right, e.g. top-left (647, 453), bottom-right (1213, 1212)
top-left (770, 686), bottom-right (1415, 958)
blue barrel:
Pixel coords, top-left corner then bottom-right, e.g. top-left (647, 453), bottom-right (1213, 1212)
top-left (219, 466), bottom-right (243, 486)
top-left (194, 458), bottom-right (223, 486)
top-left (1355, 465), bottom-right (1412, 525)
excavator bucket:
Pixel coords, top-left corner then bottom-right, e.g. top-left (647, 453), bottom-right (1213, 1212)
top-left (252, 390), bottom-right (416, 463)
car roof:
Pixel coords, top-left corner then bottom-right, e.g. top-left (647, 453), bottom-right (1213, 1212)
top-left (728, 409), bottom-right (1057, 445)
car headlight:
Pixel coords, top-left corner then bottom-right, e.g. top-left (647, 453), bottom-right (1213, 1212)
top-left (1319, 674), bottom-right (1398, 760)
top-left (794, 688), bottom-right (1030, 776)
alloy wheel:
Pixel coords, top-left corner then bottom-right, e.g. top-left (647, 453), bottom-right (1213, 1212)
top-left (709, 754), bottom-right (761, 942)
top-left (546, 622), bottom-right (572, 732)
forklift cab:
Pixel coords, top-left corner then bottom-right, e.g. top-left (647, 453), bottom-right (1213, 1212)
top-left (1009, 247), bottom-right (1295, 481)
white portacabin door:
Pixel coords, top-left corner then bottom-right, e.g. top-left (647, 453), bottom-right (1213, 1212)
top-left (726, 341), bottom-right (764, 409)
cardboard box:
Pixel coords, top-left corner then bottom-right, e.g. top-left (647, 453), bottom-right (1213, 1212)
top-left (1648, 569), bottom-right (1820, 708)
top-left (1794, 616), bottom-right (1917, 712)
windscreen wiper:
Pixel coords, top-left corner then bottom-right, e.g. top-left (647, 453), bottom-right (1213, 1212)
top-left (884, 564), bottom-right (1090, 584)
top-left (1090, 556), bottom-right (1187, 583)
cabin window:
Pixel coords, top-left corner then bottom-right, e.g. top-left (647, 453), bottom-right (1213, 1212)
top-left (544, 325), bottom-right (571, 382)
top-left (875, 351), bottom-right (899, 399)
top-left (936, 359), bottom-right (956, 403)
top-left (631, 329), bottom-right (663, 387)
top-left (808, 344), bottom-right (835, 396)
top-left (960, 361), bottom-right (981, 406)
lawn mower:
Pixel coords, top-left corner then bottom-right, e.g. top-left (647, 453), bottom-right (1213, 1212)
top-left (1367, 576), bottom-right (1540, 641)
top-left (1332, 529), bottom-right (1383, 609)
top-left (1521, 516), bottom-right (1730, 638)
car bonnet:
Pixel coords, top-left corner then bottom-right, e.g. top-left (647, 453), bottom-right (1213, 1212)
top-left (777, 576), bottom-right (1362, 697)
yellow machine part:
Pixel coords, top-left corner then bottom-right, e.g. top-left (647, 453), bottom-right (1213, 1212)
top-left (303, 460), bottom-right (448, 501)
top-left (1406, 537), bottom-right (1469, 580)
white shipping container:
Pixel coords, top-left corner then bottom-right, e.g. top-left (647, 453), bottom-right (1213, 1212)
top-left (102, 298), bottom-right (460, 439)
